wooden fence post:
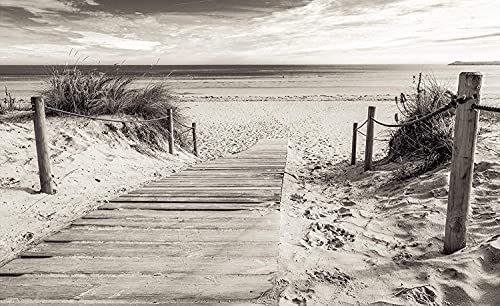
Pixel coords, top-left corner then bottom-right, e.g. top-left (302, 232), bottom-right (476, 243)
top-left (364, 106), bottom-right (376, 171)
top-left (167, 109), bottom-right (175, 154)
top-left (192, 122), bottom-right (199, 157)
top-left (32, 97), bottom-right (55, 194)
top-left (444, 72), bottom-right (482, 254)
top-left (351, 122), bottom-right (358, 165)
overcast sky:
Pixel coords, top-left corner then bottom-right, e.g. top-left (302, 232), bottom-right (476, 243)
top-left (0, 0), bottom-right (498, 64)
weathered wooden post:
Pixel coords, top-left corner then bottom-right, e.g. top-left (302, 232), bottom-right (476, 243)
top-left (32, 97), bottom-right (55, 194)
top-left (444, 72), bottom-right (482, 254)
top-left (192, 122), bottom-right (199, 157)
top-left (167, 109), bottom-right (175, 154)
top-left (364, 106), bottom-right (376, 171)
top-left (351, 122), bottom-right (358, 165)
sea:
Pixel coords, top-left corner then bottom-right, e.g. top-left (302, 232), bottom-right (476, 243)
top-left (1, 65), bottom-right (500, 102)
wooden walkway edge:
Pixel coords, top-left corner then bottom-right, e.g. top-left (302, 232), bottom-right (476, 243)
top-left (0, 139), bottom-right (289, 305)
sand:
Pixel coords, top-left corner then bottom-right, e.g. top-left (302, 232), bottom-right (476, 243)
top-left (0, 117), bottom-right (195, 265)
top-left (1, 92), bottom-right (499, 305)
top-left (182, 95), bottom-right (499, 305)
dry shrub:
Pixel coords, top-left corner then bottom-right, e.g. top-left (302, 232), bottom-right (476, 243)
top-left (1, 86), bottom-right (25, 114)
top-left (41, 66), bottom-right (188, 151)
top-left (385, 74), bottom-right (454, 179)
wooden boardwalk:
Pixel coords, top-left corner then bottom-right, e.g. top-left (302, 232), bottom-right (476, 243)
top-left (0, 139), bottom-right (288, 305)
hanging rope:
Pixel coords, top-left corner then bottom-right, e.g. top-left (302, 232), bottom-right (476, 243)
top-left (472, 104), bottom-right (500, 113)
top-left (371, 95), bottom-right (468, 128)
top-left (356, 119), bottom-right (369, 131)
top-left (172, 116), bottom-right (193, 129)
top-left (44, 106), bottom-right (171, 123)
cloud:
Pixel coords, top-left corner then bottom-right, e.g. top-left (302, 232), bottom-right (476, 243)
top-left (0, 0), bottom-right (499, 64)
top-left (435, 32), bottom-right (500, 43)
top-left (0, 0), bottom-right (77, 14)
top-left (70, 31), bottom-right (161, 50)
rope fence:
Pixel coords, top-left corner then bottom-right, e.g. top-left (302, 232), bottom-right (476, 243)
top-left (43, 105), bottom-right (199, 157)
top-left (350, 71), bottom-right (500, 255)
top-left (45, 106), bottom-right (171, 123)
top-left (369, 95), bottom-right (468, 128)
top-left (27, 96), bottom-right (200, 195)
top-left (472, 104), bottom-right (500, 113)
top-left (172, 116), bottom-right (194, 130)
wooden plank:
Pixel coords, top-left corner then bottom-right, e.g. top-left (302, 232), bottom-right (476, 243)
top-left (161, 171), bottom-right (282, 175)
top-left (152, 178), bottom-right (283, 182)
top-left (84, 209), bottom-right (277, 219)
top-left (173, 172), bottom-right (284, 177)
top-left (126, 190), bottom-right (282, 196)
top-left (148, 181), bottom-right (283, 186)
top-left (171, 175), bottom-right (281, 179)
top-left (109, 196), bottom-right (280, 203)
top-left (144, 185), bottom-right (280, 190)
top-left (0, 257), bottom-right (277, 275)
top-left (22, 241), bottom-right (278, 258)
top-left (0, 275), bottom-right (272, 301)
top-left (0, 302), bottom-right (260, 306)
top-left (99, 202), bottom-right (276, 211)
top-left (44, 228), bottom-right (278, 243)
top-left (190, 164), bottom-right (285, 167)
top-left (187, 167), bottom-right (284, 171)
top-left (202, 159), bottom-right (285, 163)
top-left (140, 185), bottom-right (281, 192)
top-left (71, 218), bottom-right (278, 230)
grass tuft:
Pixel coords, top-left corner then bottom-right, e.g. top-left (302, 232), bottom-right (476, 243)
top-left (1, 86), bottom-right (21, 114)
top-left (385, 74), bottom-right (454, 179)
top-left (41, 65), bottom-right (187, 151)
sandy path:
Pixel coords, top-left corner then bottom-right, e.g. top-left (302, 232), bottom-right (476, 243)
top-left (185, 96), bottom-right (500, 306)
top-left (184, 96), bottom-right (396, 161)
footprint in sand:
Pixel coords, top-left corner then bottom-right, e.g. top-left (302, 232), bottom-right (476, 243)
top-left (302, 222), bottom-right (355, 250)
top-left (308, 268), bottom-right (352, 288)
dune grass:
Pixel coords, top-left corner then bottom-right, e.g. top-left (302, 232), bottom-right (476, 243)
top-left (1, 86), bottom-right (22, 115)
top-left (41, 66), bottom-right (187, 151)
top-left (385, 74), bottom-right (454, 179)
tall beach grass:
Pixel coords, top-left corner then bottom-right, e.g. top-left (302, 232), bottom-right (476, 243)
top-left (385, 74), bottom-right (454, 179)
top-left (41, 65), bottom-right (187, 151)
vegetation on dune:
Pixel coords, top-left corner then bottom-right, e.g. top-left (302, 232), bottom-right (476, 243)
top-left (385, 74), bottom-right (454, 179)
top-left (41, 66), bottom-right (187, 151)
top-left (1, 87), bottom-right (23, 115)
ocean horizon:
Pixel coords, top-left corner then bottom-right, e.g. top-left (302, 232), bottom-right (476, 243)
top-left (2, 64), bottom-right (500, 100)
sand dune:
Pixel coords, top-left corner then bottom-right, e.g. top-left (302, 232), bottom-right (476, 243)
top-left (0, 118), bottom-right (195, 264)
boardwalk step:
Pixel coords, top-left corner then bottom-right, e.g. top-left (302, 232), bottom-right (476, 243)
top-left (0, 257), bottom-right (277, 275)
top-left (22, 241), bottom-right (278, 258)
top-left (0, 275), bottom-right (273, 301)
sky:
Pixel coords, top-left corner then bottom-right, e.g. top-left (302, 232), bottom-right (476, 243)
top-left (0, 0), bottom-right (499, 64)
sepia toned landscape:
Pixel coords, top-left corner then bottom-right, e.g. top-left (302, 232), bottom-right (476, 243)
top-left (1, 1), bottom-right (500, 305)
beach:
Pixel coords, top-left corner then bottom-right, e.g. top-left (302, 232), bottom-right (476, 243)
top-left (1, 66), bottom-right (500, 305)
top-left (184, 94), bottom-right (500, 305)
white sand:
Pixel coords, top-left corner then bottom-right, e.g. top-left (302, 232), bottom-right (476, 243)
top-left (0, 118), bottom-right (195, 264)
top-left (1, 93), bottom-right (499, 305)
top-left (184, 95), bottom-right (500, 305)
